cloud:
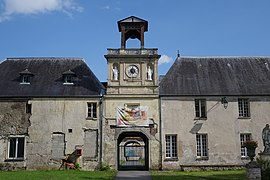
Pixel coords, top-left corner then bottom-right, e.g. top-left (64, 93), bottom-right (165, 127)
top-left (101, 4), bottom-right (120, 11)
top-left (159, 55), bottom-right (173, 65)
top-left (102, 5), bottom-right (110, 10)
top-left (0, 0), bottom-right (83, 22)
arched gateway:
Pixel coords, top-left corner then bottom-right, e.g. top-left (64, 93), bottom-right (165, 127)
top-left (117, 131), bottom-right (149, 170)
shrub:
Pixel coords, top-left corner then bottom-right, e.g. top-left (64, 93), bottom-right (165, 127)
top-left (99, 163), bottom-right (111, 171)
top-left (74, 163), bottom-right (81, 170)
top-left (256, 157), bottom-right (270, 180)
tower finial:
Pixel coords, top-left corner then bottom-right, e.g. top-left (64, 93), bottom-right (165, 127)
top-left (177, 50), bottom-right (180, 58)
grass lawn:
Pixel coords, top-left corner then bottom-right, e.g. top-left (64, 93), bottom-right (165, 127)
top-left (0, 170), bottom-right (117, 180)
top-left (151, 170), bottom-right (246, 180)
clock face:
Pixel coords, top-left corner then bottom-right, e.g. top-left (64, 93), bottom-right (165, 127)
top-left (126, 65), bottom-right (139, 78)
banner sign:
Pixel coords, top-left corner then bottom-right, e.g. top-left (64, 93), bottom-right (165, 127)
top-left (116, 106), bottom-right (149, 127)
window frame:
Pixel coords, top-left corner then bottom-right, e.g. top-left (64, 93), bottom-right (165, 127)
top-left (165, 134), bottom-right (178, 159)
top-left (20, 75), bottom-right (31, 84)
top-left (240, 133), bottom-right (251, 158)
top-left (238, 98), bottom-right (250, 118)
top-left (63, 75), bottom-right (74, 85)
top-left (196, 134), bottom-right (208, 159)
top-left (195, 99), bottom-right (207, 119)
top-left (87, 102), bottom-right (97, 119)
top-left (7, 136), bottom-right (26, 161)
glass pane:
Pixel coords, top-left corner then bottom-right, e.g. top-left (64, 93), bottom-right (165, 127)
top-left (240, 134), bottom-right (251, 157)
top-left (93, 103), bottom-right (97, 118)
top-left (201, 100), bottom-right (206, 118)
top-left (238, 99), bottom-right (243, 116)
top-left (65, 76), bottom-right (72, 83)
top-left (165, 136), bottom-right (170, 157)
top-left (17, 138), bottom-right (25, 158)
top-left (23, 75), bottom-right (30, 83)
top-left (9, 138), bottom-right (16, 158)
top-left (26, 104), bottom-right (32, 114)
top-left (165, 135), bottom-right (177, 158)
top-left (195, 100), bottom-right (200, 117)
top-left (88, 103), bottom-right (92, 117)
top-left (196, 134), bottom-right (208, 157)
top-left (202, 135), bottom-right (207, 156)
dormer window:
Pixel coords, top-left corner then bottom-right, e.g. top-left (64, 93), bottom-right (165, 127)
top-left (65, 75), bottom-right (72, 83)
top-left (22, 75), bottom-right (30, 84)
top-left (62, 69), bottom-right (76, 85)
top-left (19, 69), bottom-right (33, 85)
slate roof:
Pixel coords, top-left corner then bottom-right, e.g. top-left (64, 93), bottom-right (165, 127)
top-left (118, 16), bottom-right (148, 32)
top-left (0, 58), bottom-right (105, 97)
top-left (159, 57), bottom-right (270, 96)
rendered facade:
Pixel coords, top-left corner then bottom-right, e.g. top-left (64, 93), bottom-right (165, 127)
top-left (0, 16), bottom-right (270, 171)
top-left (160, 57), bottom-right (270, 170)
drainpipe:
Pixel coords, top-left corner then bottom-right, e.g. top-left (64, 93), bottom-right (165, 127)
top-left (99, 94), bottom-right (104, 168)
top-left (159, 96), bottom-right (163, 170)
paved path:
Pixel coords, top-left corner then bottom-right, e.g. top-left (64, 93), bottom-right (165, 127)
top-left (114, 171), bottom-right (152, 180)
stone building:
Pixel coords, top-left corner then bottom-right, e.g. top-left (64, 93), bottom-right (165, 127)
top-left (0, 16), bottom-right (270, 171)
top-left (0, 58), bottom-right (104, 170)
top-left (159, 56), bottom-right (270, 170)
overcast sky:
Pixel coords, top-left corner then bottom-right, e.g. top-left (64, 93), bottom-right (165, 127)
top-left (0, 0), bottom-right (270, 81)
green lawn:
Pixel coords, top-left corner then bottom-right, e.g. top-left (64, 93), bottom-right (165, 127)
top-left (151, 170), bottom-right (246, 180)
top-left (0, 169), bottom-right (246, 180)
top-left (0, 170), bottom-right (117, 180)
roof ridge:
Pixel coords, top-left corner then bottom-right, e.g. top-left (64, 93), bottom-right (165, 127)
top-left (6, 57), bottom-right (84, 61)
top-left (179, 56), bottom-right (270, 59)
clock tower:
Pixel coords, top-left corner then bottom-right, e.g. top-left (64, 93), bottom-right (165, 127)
top-left (105, 16), bottom-right (160, 95)
top-left (103, 16), bottom-right (161, 170)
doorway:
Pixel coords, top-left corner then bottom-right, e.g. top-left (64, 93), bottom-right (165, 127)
top-left (117, 131), bottom-right (149, 170)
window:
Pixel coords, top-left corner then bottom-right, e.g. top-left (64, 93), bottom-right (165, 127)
top-left (240, 133), bottom-right (251, 157)
top-left (238, 98), bottom-right (250, 118)
top-left (52, 133), bottom-right (65, 159)
top-left (87, 103), bottom-right (97, 118)
top-left (165, 135), bottom-right (177, 158)
top-left (196, 134), bottom-right (208, 158)
top-left (64, 75), bottom-right (72, 84)
top-left (26, 104), bottom-right (32, 114)
top-left (22, 75), bottom-right (30, 84)
top-left (62, 69), bottom-right (75, 85)
top-left (8, 137), bottom-right (25, 160)
top-left (19, 69), bottom-right (33, 84)
top-left (195, 99), bottom-right (207, 119)
top-left (84, 130), bottom-right (98, 158)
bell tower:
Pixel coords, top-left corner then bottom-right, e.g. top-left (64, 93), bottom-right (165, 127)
top-left (105, 16), bottom-right (160, 95)
top-left (103, 17), bottom-right (161, 170)
top-left (118, 16), bottom-right (148, 49)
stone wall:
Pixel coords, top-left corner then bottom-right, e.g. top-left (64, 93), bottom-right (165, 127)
top-left (26, 99), bottom-right (101, 170)
top-left (0, 100), bottom-right (30, 169)
top-left (0, 100), bottom-right (30, 137)
top-left (103, 96), bottom-right (161, 170)
top-left (0, 98), bottom-right (101, 170)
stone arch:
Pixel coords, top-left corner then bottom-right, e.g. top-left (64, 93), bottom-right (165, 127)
top-left (117, 130), bottom-right (149, 170)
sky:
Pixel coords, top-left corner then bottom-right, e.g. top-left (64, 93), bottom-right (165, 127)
top-left (0, 0), bottom-right (270, 82)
